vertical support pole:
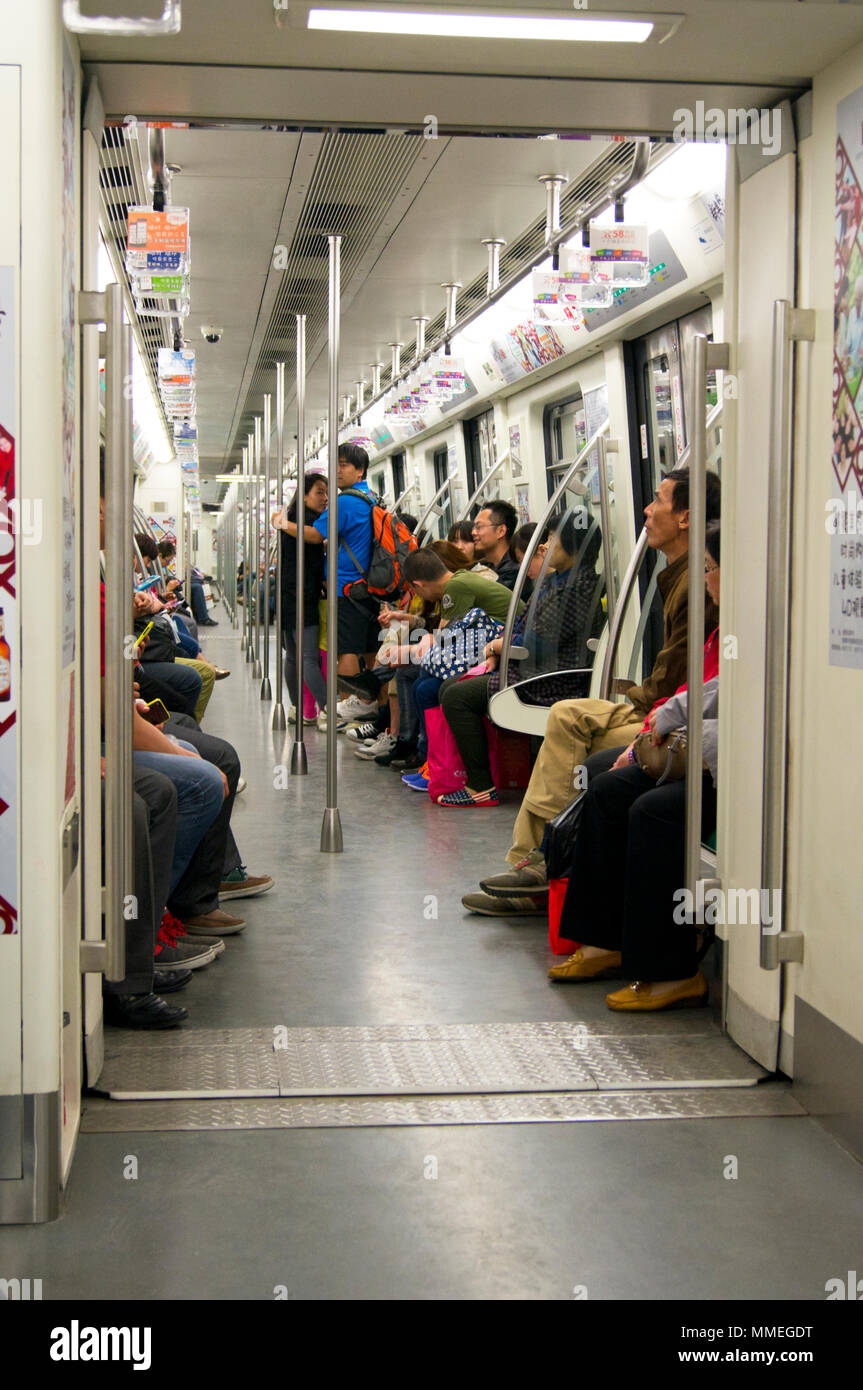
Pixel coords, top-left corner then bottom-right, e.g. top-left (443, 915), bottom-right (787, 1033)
top-left (412, 317), bottom-right (429, 362)
top-left (321, 235), bottom-right (344, 852)
top-left (685, 336), bottom-right (729, 915)
top-left (371, 362), bottom-right (382, 396)
top-left (261, 395), bottom-right (273, 699)
top-left (252, 417), bottom-right (263, 678)
top-left (596, 435), bottom-right (618, 623)
top-left (243, 446), bottom-right (252, 662)
top-left (482, 238), bottom-right (506, 295)
top-left (290, 316), bottom-right (309, 773)
top-left (273, 364), bottom-right (287, 729)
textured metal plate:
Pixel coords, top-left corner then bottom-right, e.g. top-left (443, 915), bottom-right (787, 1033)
top-left (577, 1035), bottom-right (765, 1089)
top-left (81, 1086), bottom-right (804, 1133)
top-left (274, 1022), bottom-right (597, 1095)
top-left (98, 1037), bottom-right (280, 1100)
top-left (97, 1022), bottom-right (763, 1101)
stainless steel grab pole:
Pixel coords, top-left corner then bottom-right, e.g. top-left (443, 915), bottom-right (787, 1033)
top-left (598, 530), bottom-right (649, 701)
top-left (684, 336), bottom-right (729, 914)
top-left (321, 236), bottom-right (344, 852)
top-left (252, 417), bottom-right (263, 678)
top-left (415, 473), bottom-right (456, 541)
top-left (273, 363), bottom-right (287, 729)
top-left (760, 300), bottom-right (813, 969)
top-left (455, 451), bottom-right (508, 524)
top-left (261, 395), bottom-right (273, 699)
top-left (242, 447), bottom-right (252, 662)
top-left (498, 419), bottom-right (609, 693)
top-left (595, 434), bottom-right (618, 624)
top-left (79, 283), bottom-right (129, 978)
top-left (291, 316), bottom-right (309, 773)
top-left (597, 401), bottom-right (725, 702)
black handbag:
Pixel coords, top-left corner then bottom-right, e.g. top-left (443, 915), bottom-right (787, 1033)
top-left (541, 792), bottom-right (586, 881)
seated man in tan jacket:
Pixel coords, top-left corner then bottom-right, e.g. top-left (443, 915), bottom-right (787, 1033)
top-left (463, 464), bottom-right (720, 916)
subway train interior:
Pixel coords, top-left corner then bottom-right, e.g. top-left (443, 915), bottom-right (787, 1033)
top-left (1, 0), bottom-right (863, 1323)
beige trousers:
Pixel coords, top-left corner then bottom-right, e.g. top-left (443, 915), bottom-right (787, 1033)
top-left (176, 657), bottom-right (215, 725)
top-left (506, 699), bottom-right (644, 865)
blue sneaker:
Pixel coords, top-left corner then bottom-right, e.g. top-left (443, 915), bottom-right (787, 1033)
top-left (402, 769), bottom-right (429, 792)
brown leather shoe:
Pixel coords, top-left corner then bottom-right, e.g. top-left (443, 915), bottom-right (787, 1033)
top-left (606, 972), bottom-right (708, 1011)
top-left (179, 908), bottom-right (246, 936)
top-left (548, 949), bottom-right (622, 982)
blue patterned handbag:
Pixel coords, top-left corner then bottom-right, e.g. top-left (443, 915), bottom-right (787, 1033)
top-left (420, 607), bottom-right (504, 680)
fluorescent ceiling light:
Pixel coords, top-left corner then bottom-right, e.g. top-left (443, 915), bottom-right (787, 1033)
top-left (307, 8), bottom-right (654, 42)
top-left (645, 142), bottom-right (726, 200)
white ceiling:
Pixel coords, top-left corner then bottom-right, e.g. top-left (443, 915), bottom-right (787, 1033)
top-left (80, 0), bottom-right (863, 88)
top-left (154, 126), bottom-right (618, 475)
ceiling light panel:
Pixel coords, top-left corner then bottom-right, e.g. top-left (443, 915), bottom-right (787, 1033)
top-left (302, 6), bottom-right (683, 44)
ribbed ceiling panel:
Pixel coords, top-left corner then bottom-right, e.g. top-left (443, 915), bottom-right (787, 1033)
top-left (233, 130), bottom-right (426, 453)
top-left (230, 134), bottom-right (650, 458)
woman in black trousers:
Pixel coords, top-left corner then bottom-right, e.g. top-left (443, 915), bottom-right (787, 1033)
top-left (550, 521), bottom-right (722, 1012)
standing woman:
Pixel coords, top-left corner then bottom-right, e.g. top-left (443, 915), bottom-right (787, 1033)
top-left (275, 473), bottom-right (329, 722)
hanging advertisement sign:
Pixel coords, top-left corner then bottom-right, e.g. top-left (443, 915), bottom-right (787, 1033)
top-left (0, 267), bottom-right (18, 935)
top-left (830, 81), bottom-right (863, 668)
top-left (126, 206), bottom-right (190, 274)
top-left (589, 223), bottom-right (650, 288)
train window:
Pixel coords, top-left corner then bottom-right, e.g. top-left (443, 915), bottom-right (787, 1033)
top-left (432, 445), bottom-right (453, 538)
top-left (544, 392), bottom-right (586, 501)
top-left (372, 469), bottom-right (386, 498)
top-left (391, 451), bottom-right (406, 500)
top-left (463, 410), bottom-right (496, 509)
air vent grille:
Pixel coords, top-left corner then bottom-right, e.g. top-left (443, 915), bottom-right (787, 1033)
top-left (230, 135), bottom-right (649, 463)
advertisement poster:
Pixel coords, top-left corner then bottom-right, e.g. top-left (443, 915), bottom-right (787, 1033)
top-left (831, 82), bottom-right (863, 667)
top-left (0, 267), bottom-right (18, 934)
top-left (509, 423), bottom-right (523, 478)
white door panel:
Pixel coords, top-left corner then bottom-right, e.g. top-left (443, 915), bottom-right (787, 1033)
top-left (719, 153), bottom-right (797, 1070)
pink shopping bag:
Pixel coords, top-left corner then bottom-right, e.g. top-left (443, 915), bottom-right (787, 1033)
top-left (425, 705), bottom-right (499, 801)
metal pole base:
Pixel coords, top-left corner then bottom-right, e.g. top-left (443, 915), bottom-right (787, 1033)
top-left (320, 807), bottom-right (343, 853)
top-left (252, 658), bottom-right (262, 678)
top-left (260, 677), bottom-right (272, 700)
top-left (245, 644), bottom-right (254, 663)
top-left (290, 740), bottom-right (309, 775)
top-left (272, 702), bottom-right (287, 731)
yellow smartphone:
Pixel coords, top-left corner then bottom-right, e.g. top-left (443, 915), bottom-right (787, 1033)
top-left (135, 621), bottom-right (154, 649)
top-left (144, 698), bottom-right (170, 725)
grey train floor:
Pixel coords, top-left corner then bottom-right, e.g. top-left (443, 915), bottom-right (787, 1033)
top-left (5, 607), bottom-right (862, 1301)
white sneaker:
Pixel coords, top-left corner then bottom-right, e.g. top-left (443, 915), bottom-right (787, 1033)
top-left (354, 732), bottom-right (396, 760)
top-left (336, 694), bottom-right (378, 720)
top-left (316, 710), bottom-right (347, 732)
top-left (346, 720), bottom-right (380, 743)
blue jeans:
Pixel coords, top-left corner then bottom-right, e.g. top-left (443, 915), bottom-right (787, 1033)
top-left (133, 740), bottom-right (225, 895)
top-left (396, 665), bottom-right (421, 745)
top-left (142, 660), bottom-right (202, 718)
top-left (190, 579), bottom-right (209, 624)
top-left (413, 674), bottom-right (444, 758)
top-left (283, 623), bottom-right (327, 711)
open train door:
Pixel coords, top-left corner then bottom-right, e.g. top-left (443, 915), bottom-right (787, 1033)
top-left (717, 104), bottom-right (803, 1073)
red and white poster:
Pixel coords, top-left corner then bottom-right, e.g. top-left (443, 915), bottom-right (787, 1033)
top-left (0, 265), bottom-right (18, 933)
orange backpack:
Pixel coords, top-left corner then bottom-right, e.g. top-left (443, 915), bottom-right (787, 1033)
top-left (339, 489), bottom-right (418, 601)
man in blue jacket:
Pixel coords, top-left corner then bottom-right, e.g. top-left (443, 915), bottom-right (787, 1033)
top-left (274, 442), bottom-right (379, 687)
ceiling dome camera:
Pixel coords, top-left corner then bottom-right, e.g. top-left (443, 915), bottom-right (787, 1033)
top-left (201, 325), bottom-right (224, 344)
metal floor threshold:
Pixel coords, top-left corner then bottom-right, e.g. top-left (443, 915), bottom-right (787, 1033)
top-left (95, 1021), bottom-right (767, 1102)
top-left (81, 1085), bottom-right (803, 1133)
